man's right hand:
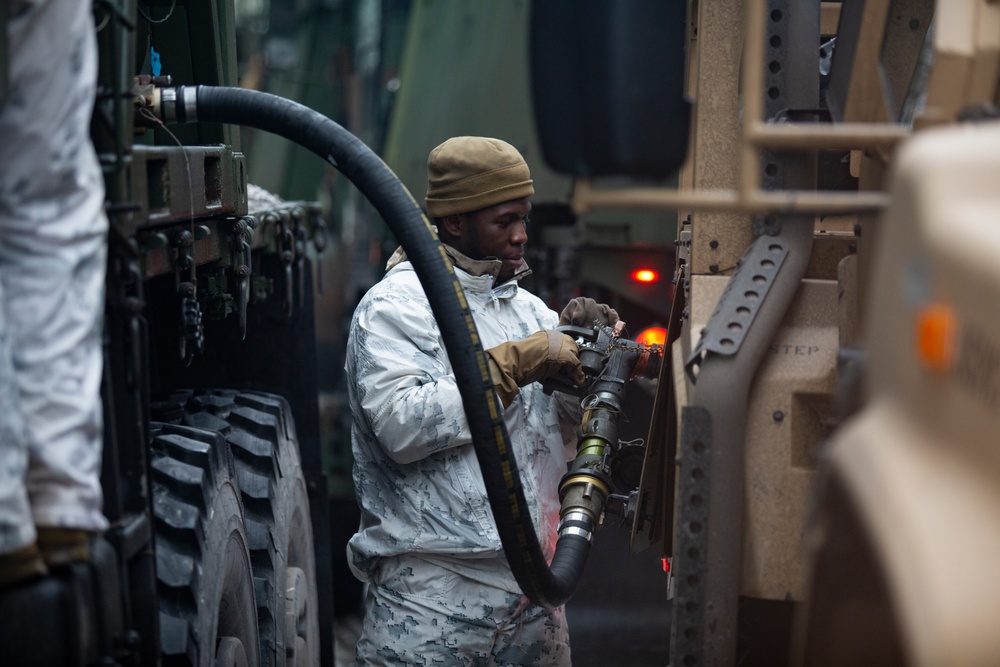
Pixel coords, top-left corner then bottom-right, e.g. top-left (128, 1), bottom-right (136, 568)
top-left (558, 296), bottom-right (619, 328)
top-left (485, 331), bottom-right (586, 408)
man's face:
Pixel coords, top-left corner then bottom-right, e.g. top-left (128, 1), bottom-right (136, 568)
top-left (458, 197), bottom-right (531, 283)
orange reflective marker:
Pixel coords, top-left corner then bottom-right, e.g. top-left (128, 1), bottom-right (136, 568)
top-left (915, 303), bottom-right (957, 373)
top-left (636, 327), bottom-right (668, 347)
top-left (632, 268), bottom-right (659, 283)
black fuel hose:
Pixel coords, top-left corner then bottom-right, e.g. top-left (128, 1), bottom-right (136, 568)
top-left (163, 85), bottom-right (588, 607)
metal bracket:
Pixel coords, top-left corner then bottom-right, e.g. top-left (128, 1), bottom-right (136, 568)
top-left (669, 406), bottom-right (713, 667)
top-left (229, 217), bottom-right (253, 340)
top-left (686, 235), bottom-right (789, 382)
top-left (604, 490), bottom-right (639, 527)
top-left (173, 229), bottom-right (203, 365)
top-left (277, 215), bottom-right (295, 319)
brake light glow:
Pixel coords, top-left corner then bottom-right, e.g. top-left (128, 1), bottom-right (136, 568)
top-left (631, 268), bottom-right (659, 283)
top-left (636, 327), bottom-right (668, 347)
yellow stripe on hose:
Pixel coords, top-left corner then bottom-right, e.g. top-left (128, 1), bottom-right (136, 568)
top-left (501, 460), bottom-right (513, 488)
top-left (493, 425), bottom-right (507, 455)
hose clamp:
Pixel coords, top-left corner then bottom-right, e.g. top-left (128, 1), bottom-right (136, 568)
top-left (159, 87), bottom-right (198, 124)
top-left (559, 510), bottom-right (594, 542)
top-left (160, 87), bottom-right (177, 123)
top-left (560, 511), bottom-right (592, 526)
top-left (182, 86), bottom-right (199, 123)
top-left (559, 526), bottom-right (593, 542)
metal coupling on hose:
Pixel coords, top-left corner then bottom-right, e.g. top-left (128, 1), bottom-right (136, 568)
top-left (558, 471), bottom-right (610, 528)
top-left (558, 400), bottom-right (616, 528)
top-left (558, 385), bottom-right (621, 528)
top-left (153, 86), bottom-right (199, 124)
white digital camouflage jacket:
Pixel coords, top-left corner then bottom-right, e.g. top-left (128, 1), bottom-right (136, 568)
top-left (345, 247), bottom-right (581, 592)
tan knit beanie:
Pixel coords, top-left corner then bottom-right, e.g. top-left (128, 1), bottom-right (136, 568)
top-left (425, 136), bottom-right (534, 217)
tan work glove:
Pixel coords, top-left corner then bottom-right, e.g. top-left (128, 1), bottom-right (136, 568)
top-left (558, 297), bottom-right (619, 328)
top-left (485, 331), bottom-right (586, 408)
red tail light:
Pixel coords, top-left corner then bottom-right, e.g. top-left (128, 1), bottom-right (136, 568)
top-left (631, 268), bottom-right (659, 283)
top-left (636, 327), bottom-right (667, 347)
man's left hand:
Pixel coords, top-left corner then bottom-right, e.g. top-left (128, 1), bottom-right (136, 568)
top-left (558, 297), bottom-right (619, 328)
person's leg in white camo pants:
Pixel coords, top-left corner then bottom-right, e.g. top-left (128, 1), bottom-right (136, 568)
top-left (354, 556), bottom-right (572, 666)
top-left (0, 0), bottom-right (108, 579)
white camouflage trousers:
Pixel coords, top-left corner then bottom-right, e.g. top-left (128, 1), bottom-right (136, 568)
top-left (0, 0), bottom-right (109, 553)
top-left (354, 556), bottom-right (572, 667)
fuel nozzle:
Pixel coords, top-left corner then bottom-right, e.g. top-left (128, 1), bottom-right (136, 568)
top-left (551, 321), bottom-right (664, 537)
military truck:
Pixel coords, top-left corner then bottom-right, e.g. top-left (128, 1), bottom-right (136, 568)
top-left (0, 2), bottom-right (336, 664)
top-left (528, 0), bottom-right (1000, 665)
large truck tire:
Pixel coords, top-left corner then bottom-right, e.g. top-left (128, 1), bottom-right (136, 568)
top-left (158, 389), bottom-right (320, 667)
top-left (150, 423), bottom-right (261, 667)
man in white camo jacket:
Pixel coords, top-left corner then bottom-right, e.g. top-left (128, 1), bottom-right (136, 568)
top-left (0, 0), bottom-right (109, 587)
top-left (346, 136), bottom-right (618, 666)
